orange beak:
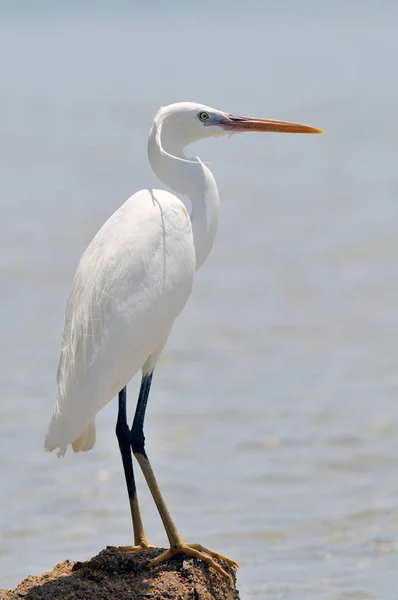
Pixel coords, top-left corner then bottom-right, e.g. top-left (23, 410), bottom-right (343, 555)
top-left (218, 114), bottom-right (323, 134)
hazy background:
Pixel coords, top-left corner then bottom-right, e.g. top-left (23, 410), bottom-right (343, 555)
top-left (1, 2), bottom-right (398, 598)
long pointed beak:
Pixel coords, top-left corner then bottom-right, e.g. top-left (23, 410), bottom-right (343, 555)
top-left (219, 114), bottom-right (323, 134)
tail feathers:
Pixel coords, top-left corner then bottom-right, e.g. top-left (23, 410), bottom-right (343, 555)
top-left (71, 422), bottom-right (96, 453)
top-left (45, 410), bottom-right (97, 457)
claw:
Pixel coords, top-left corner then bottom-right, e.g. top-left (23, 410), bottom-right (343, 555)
top-left (188, 544), bottom-right (240, 569)
top-left (115, 541), bottom-right (156, 552)
top-left (147, 542), bottom-right (237, 582)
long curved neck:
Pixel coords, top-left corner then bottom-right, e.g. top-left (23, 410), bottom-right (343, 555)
top-left (148, 119), bottom-right (219, 270)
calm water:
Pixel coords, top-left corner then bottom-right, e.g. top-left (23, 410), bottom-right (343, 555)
top-left (1, 3), bottom-right (398, 598)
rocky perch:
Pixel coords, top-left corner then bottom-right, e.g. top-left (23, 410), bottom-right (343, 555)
top-left (0, 547), bottom-right (240, 600)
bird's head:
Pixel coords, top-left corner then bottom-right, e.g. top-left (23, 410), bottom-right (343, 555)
top-left (154, 102), bottom-right (323, 148)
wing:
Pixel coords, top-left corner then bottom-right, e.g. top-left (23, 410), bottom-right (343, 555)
top-left (45, 188), bottom-right (195, 454)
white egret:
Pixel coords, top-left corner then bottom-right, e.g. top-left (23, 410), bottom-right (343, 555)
top-left (45, 102), bottom-right (322, 580)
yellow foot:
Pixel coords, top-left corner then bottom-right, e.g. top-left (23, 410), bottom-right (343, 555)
top-left (113, 540), bottom-right (156, 552)
top-left (148, 542), bottom-right (239, 582)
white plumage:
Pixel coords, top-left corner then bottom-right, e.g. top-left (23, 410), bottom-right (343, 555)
top-left (44, 101), bottom-right (321, 580)
top-left (45, 101), bottom-right (321, 457)
top-left (45, 188), bottom-right (195, 456)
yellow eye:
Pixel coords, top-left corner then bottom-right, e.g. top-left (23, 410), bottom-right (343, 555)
top-left (199, 111), bottom-right (210, 122)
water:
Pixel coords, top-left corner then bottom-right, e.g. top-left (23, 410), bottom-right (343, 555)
top-left (1, 3), bottom-right (398, 598)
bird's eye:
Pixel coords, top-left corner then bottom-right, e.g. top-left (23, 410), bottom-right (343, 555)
top-left (198, 111), bottom-right (210, 122)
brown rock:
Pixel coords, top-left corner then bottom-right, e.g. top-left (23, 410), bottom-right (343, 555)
top-left (0, 547), bottom-right (240, 600)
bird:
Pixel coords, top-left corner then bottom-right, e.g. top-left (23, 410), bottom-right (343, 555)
top-left (45, 102), bottom-right (322, 580)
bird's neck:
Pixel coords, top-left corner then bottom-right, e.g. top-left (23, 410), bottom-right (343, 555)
top-left (148, 120), bottom-right (219, 270)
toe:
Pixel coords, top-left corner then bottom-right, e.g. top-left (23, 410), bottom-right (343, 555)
top-left (187, 544), bottom-right (240, 568)
top-left (148, 543), bottom-right (234, 582)
top-left (115, 542), bottom-right (156, 552)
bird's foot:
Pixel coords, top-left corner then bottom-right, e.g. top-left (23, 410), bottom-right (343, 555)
top-left (113, 539), bottom-right (156, 552)
top-left (148, 541), bottom-right (239, 582)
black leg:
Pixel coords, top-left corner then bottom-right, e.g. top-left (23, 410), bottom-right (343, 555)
top-left (130, 372), bottom-right (153, 457)
top-left (130, 371), bottom-right (184, 546)
top-left (116, 387), bottom-right (137, 499)
top-left (115, 386), bottom-right (149, 547)
top-left (129, 372), bottom-right (237, 580)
